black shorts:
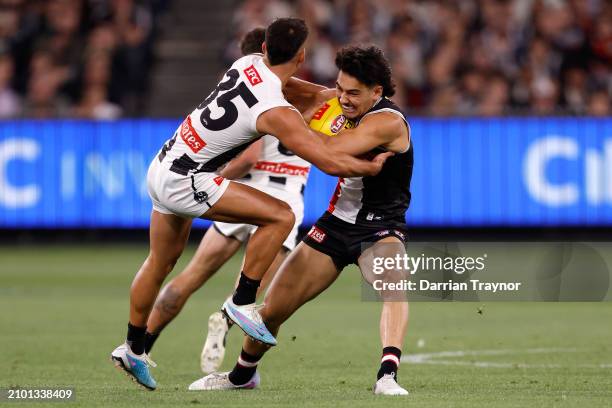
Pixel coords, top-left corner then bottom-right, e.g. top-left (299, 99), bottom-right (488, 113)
top-left (302, 211), bottom-right (408, 271)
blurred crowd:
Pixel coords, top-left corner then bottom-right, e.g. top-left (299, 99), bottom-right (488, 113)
top-left (1, 0), bottom-right (610, 119)
top-left (226, 0), bottom-right (612, 116)
top-left (0, 0), bottom-right (168, 119)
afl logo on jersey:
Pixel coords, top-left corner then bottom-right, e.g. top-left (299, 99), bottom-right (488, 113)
top-left (330, 114), bottom-right (347, 134)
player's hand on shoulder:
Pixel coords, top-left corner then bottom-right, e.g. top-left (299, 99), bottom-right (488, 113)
top-left (370, 151), bottom-right (394, 175)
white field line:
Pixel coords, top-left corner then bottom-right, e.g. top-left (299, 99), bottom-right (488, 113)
top-left (401, 348), bottom-right (612, 369)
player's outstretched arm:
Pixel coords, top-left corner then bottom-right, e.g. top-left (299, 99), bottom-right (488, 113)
top-left (283, 77), bottom-right (335, 116)
top-left (219, 139), bottom-right (263, 179)
top-left (324, 112), bottom-right (409, 156)
top-left (257, 107), bottom-right (388, 177)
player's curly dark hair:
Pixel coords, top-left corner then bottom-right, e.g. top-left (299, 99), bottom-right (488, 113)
top-left (335, 45), bottom-right (395, 97)
top-left (240, 27), bottom-right (266, 56)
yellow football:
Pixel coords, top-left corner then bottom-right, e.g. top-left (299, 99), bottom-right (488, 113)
top-left (308, 97), bottom-right (354, 136)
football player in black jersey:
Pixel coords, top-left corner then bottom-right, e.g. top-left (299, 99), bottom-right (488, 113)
top-left (189, 46), bottom-right (412, 395)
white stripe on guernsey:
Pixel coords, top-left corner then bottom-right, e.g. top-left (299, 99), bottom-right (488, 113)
top-left (237, 356), bottom-right (259, 368)
top-left (381, 354), bottom-right (400, 366)
top-left (331, 176), bottom-right (364, 224)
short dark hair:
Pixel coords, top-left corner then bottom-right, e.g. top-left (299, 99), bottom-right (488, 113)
top-left (240, 27), bottom-right (265, 56)
top-left (335, 45), bottom-right (395, 97)
top-left (265, 18), bottom-right (308, 65)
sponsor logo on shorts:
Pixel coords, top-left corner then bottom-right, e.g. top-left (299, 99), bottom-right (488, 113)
top-left (311, 103), bottom-right (330, 120)
top-left (393, 230), bottom-right (406, 240)
top-left (366, 211), bottom-right (383, 221)
top-left (180, 116), bottom-right (206, 153)
top-left (375, 229), bottom-right (390, 237)
top-left (330, 114), bottom-right (347, 134)
top-left (374, 229), bottom-right (406, 240)
top-left (243, 65), bottom-right (263, 86)
top-left (307, 226), bottom-right (326, 243)
top-left (213, 176), bottom-right (224, 186)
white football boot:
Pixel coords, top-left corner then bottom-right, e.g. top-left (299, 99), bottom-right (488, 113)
top-left (188, 371), bottom-right (260, 391)
top-left (373, 374), bottom-right (409, 395)
top-left (200, 311), bottom-right (230, 374)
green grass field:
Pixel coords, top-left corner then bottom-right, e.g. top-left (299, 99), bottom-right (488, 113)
top-left (1, 244), bottom-right (612, 407)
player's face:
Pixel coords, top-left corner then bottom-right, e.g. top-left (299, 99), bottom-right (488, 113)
top-left (336, 71), bottom-right (383, 119)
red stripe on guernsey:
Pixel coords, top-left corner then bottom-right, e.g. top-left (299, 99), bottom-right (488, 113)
top-left (213, 176), bottom-right (224, 186)
top-left (327, 178), bottom-right (344, 212)
top-left (253, 161), bottom-right (310, 176)
top-left (180, 116), bottom-right (206, 153)
top-left (381, 354), bottom-right (400, 366)
top-left (243, 65), bottom-right (263, 86)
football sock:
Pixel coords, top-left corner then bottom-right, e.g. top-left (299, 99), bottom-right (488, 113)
top-left (143, 331), bottom-right (160, 354)
top-left (232, 272), bottom-right (261, 306)
top-left (126, 323), bottom-right (146, 355)
top-left (377, 346), bottom-right (401, 380)
top-left (228, 349), bottom-right (261, 385)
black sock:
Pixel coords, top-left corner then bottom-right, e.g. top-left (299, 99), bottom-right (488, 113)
top-left (126, 323), bottom-right (146, 355)
top-left (144, 331), bottom-right (160, 354)
top-left (232, 272), bottom-right (261, 306)
top-left (377, 346), bottom-right (401, 380)
top-left (228, 349), bottom-right (261, 385)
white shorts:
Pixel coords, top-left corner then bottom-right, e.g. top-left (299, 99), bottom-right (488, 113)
top-left (147, 157), bottom-right (231, 218)
top-left (213, 183), bottom-right (304, 251)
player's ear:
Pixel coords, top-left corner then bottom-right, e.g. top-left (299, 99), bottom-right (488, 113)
top-left (262, 42), bottom-right (267, 54)
top-left (373, 85), bottom-right (383, 99)
top-left (296, 48), bottom-right (305, 65)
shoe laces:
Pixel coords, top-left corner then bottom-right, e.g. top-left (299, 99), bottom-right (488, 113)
top-left (143, 354), bottom-right (157, 368)
top-left (125, 343), bottom-right (157, 368)
top-left (379, 373), bottom-right (398, 385)
top-left (239, 303), bottom-right (265, 325)
top-left (205, 372), bottom-right (230, 387)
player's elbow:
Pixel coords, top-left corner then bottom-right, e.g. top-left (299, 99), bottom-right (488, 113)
top-left (241, 155), bottom-right (260, 170)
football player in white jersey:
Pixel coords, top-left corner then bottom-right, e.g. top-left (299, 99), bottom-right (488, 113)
top-left (140, 28), bottom-right (321, 374)
top-left (110, 19), bottom-right (391, 390)
top-left (189, 45), bottom-right (411, 396)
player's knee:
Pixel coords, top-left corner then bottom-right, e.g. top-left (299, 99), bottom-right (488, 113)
top-left (274, 201), bottom-right (295, 229)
